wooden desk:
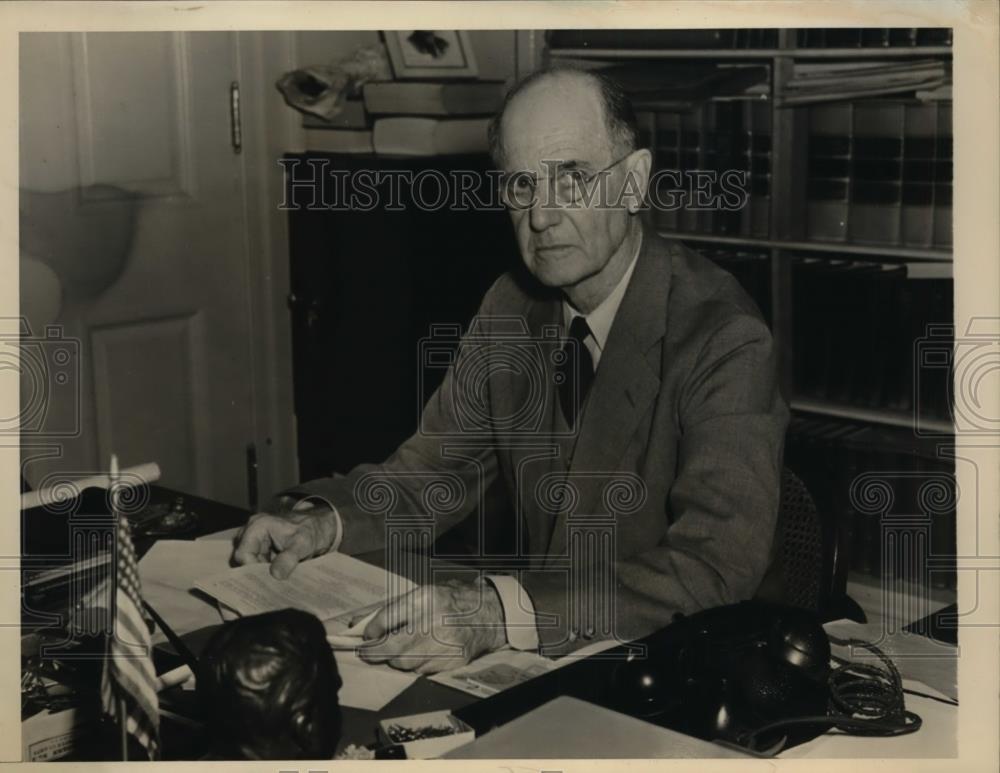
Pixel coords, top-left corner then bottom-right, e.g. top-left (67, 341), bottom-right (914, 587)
top-left (157, 536), bottom-right (960, 760)
top-left (33, 488), bottom-right (955, 761)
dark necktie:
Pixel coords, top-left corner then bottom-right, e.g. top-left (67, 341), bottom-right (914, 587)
top-left (558, 316), bottom-right (595, 427)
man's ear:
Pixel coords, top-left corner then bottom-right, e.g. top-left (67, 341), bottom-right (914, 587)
top-left (621, 148), bottom-right (652, 213)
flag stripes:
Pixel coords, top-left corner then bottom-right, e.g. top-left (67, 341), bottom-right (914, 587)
top-left (100, 515), bottom-right (160, 759)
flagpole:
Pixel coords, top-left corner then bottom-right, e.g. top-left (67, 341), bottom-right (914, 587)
top-left (119, 696), bottom-right (129, 760)
top-left (110, 453), bottom-right (128, 762)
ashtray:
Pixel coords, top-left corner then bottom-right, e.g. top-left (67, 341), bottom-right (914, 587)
top-left (376, 710), bottom-right (474, 759)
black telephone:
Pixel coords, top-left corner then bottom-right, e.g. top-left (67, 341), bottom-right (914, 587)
top-left (601, 601), bottom-right (832, 750)
top-left (455, 600), bottom-right (918, 754)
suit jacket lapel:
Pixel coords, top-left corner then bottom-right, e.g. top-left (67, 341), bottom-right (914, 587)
top-left (545, 226), bottom-right (672, 561)
top-left (497, 283), bottom-right (564, 559)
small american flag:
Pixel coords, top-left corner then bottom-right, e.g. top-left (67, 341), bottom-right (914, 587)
top-left (100, 471), bottom-right (160, 760)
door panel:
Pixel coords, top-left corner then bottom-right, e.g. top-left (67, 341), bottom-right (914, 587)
top-left (72, 32), bottom-right (196, 196)
top-left (20, 31), bottom-right (256, 506)
top-left (90, 314), bottom-right (204, 492)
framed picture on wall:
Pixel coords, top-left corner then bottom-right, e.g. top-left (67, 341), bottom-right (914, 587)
top-left (383, 30), bottom-right (479, 79)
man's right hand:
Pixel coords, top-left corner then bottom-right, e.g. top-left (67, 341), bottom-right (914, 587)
top-left (232, 506), bottom-right (338, 579)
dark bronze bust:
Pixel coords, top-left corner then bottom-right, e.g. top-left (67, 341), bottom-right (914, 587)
top-left (197, 608), bottom-right (342, 759)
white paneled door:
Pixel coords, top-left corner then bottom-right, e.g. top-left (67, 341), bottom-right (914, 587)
top-left (20, 31), bottom-right (259, 506)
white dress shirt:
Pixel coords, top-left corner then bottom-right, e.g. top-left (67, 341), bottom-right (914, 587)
top-left (561, 230), bottom-right (643, 370)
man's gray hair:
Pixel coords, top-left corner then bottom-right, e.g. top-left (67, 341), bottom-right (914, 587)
top-left (487, 66), bottom-right (640, 168)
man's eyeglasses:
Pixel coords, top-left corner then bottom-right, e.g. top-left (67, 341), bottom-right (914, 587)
top-left (499, 151), bottom-right (636, 211)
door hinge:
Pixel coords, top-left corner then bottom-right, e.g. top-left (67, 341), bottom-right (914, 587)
top-left (246, 442), bottom-right (258, 511)
top-left (229, 80), bottom-right (243, 154)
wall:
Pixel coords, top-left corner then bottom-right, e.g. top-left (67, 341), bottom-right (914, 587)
top-left (253, 30), bottom-right (523, 492)
top-left (291, 30), bottom-right (520, 81)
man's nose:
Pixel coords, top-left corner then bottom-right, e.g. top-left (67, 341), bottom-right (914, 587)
top-left (528, 196), bottom-right (561, 231)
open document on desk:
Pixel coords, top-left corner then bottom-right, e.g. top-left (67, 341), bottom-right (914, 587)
top-left (194, 550), bottom-right (416, 645)
top-left (138, 537), bottom-right (419, 710)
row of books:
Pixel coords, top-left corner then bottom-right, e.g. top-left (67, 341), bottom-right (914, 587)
top-left (635, 98), bottom-right (952, 249)
top-left (546, 28), bottom-right (953, 51)
top-left (647, 100), bottom-right (772, 238)
top-left (786, 415), bottom-right (956, 591)
top-left (806, 100), bottom-right (953, 247)
top-left (796, 28), bottom-right (953, 49)
top-left (301, 80), bottom-right (504, 155)
top-left (792, 256), bottom-right (953, 422)
top-left (546, 29), bottom-right (780, 50)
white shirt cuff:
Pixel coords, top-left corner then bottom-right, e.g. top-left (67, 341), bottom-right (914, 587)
top-left (482, 574), bottom-right (539, 651)
top-left (291, 496), bottom-right (343, 553)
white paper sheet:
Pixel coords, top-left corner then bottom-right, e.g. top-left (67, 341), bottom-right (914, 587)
top-left (429, 647), bottom-right (558, 698)
top-left (140, 539), bottom-right (235, 586)
top-left (325, 608), bottom-right (380, 649)
top-left (139, 539), bottom-right (236, 643)
top-left (194, 551), bottom-right (415, 622)
top-left (150, 543), bottom-right (421, 711)
top-left (334, 649), bottom-right (419, 711)
top-left (429, 639), bottom-right (624, 698)
top-left (195, 526), bottom-right (242, 543)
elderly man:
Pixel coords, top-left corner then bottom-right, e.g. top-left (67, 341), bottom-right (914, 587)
top-left (235, 67), bottom-right (788, 673)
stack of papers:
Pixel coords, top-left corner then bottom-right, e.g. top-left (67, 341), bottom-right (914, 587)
top-left (141, 531), bottom-right (611, 711)
top-left (138, 539), bottom-right (237, 644)
top-left (194, 551), bottom-right (415, 648)
top-left (138, 533), bottom-right (419, 710)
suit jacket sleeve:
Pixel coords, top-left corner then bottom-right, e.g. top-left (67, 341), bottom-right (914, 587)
top-left (273, 293), bottom-right (505, 556)
top-left (519, 310), bottom-right (789, 657)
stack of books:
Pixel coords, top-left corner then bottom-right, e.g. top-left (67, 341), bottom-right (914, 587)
top-left (303, 80), bottom-right (504, 156)
top-left (301, 98), bottom-right (375, 153)
top-left (779, 59), bottom-right (950, 106)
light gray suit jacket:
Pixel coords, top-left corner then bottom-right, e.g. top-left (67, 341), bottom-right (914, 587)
top-left (284, 224), bottom-right (789, 656)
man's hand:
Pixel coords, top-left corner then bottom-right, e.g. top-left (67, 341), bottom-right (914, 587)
top-left (358, 579), bottom-right (508, 674)
top-left (232, 506), bottom-right (338, 579)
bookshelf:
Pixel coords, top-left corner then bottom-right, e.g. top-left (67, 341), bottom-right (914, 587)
top-left (550, 46), bottom-right (955, 61)
top-left (663, 231), bottom-right (951, 261)
top-left (544, 28), bottom-right (954, 428)
top-left (543, 28), bottom-right (956, 595)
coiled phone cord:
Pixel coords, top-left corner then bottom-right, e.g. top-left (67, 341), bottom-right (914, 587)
top-left (740, 635), bottom-right (940, 753)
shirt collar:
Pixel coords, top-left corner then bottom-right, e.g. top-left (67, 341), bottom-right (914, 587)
top-left (562, 229), bottom-right (643, 352)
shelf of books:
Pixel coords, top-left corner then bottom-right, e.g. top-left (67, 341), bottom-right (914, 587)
top-left (800, 99), bottom-right (951, 248)
top-left (662, 232), bottom-right (951, 261)
top-left (677, 239), bottom-right (954, 433)
top-left (547, 27), bottom-right (958, 595)
top-left (546, 27), bottom-right (953, 59)
top-left (786, 413), bottom-right (956, 593)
